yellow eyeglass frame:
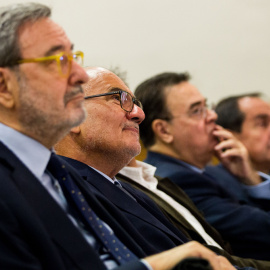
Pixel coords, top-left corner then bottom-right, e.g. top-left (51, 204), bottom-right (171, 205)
top-left (16, 51), bottom-right (84, 77)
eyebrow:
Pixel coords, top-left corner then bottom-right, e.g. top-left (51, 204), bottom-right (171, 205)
top-left (189, 99), bottom-right (207, 110)
top-left (44, 44), bottom-right (74, 57)
top-left (108, 87), bottom-right (136, 98)
top-left (253, 114), bottom-right (270, 121)
top-left (108, 87), bottom-right (123, 93)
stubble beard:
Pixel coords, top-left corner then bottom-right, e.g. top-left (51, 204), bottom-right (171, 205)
top-left (83, 130), bottom-right (141, 168)
top-left (16, 71), bottom-right (86, 146)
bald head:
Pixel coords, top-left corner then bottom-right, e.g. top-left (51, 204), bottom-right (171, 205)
top-left (82, 67), bottom-right (128, 97)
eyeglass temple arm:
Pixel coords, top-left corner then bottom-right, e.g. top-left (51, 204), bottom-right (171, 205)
top-left (84, 91), bottom-right (121, 100)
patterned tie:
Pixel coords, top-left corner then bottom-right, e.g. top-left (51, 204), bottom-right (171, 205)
top-left (47, 153), bottom-right (137, 265)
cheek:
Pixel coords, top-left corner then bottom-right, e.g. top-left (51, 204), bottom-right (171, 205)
top-left (195, 123), bottom-right (209, 140)
top-left (242, 132), bottom-right (267, 155)
top-left (242, 130), bottom-right (264, 145)
top-left (87, 110), bottom-right (120, 135)
top-left (24, 66), bottom-right (67, 97)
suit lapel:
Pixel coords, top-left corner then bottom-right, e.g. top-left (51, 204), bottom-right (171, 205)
top-left (0, 143), bottom-right (105, 270)
top-left (117, 173), bottom-right (195, 236)
top-left (59, 157), bottom-right (149, 257)
top-left (89, 169), bottom-right (183, 240)
top-left (158, 177), bottom-right (231, 251)
top-left (63, 157), bottom-right (184, 243)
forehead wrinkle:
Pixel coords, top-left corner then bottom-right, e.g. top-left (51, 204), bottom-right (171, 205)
top-left (83, 76), bottom-right (108, 96)
top-left (84, 67), bottom-right (130, 98)
top-left (19, 18), bottom-right (71, 57)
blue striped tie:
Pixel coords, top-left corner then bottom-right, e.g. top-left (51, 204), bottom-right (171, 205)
top-left (47, 153), bottom-right (137, 265)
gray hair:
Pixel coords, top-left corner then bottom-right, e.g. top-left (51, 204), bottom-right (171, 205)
top-left (0, 2), bottom-right (51, 67)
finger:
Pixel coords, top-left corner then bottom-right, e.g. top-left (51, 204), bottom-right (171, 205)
top-left (217, 256), bottom-right (236, 270)
top-left (219, 148), bottom-right (243, 158)
top-left (213, 129), bottom-right (234, 140)
top-left (214, 139), bottom-right (237, 152)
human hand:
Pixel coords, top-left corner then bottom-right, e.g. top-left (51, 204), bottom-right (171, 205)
top-left (213, 125), bottom-right (261, 185)
top-left (144, 241), bottom-right (235, 270)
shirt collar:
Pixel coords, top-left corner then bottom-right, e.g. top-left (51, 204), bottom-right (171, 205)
top-left (147, 151), bottom-right (204, 174)
top-left (0, 123), bottom-right (51, 180)
top-left (119, 160), bottom-right (158, 190)
top-left (179, 160), bottom-right (205, 174)
top-left (258, 171), bottom-right (270, 180)
top-left (89, 165), bottom-right (117, 184)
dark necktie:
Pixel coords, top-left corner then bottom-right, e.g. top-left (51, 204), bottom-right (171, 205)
top-left (114, 180), bottom-right (137, 201)
top-left (47, 153), bottom-right (137, 265)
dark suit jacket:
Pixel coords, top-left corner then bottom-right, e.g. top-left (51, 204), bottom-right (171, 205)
top-left (61, 156), bottom-right (193, 254)
top-left (0, 142), bottom-right (148, 270)
top-left (117, 173), bottom-right (231, 250)
top-left (205, 164), bottom-right (270, 211)
top-left (117, 172), bottom-right (270, 270)
top-left (145, 151), bottom-right (270, 261)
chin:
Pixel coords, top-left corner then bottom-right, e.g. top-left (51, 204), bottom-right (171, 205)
top-left (70, 109), bottom-right (86, 127)
top-left (128, 144), bottom-right (141, 157)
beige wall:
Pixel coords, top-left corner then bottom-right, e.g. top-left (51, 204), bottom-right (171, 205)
top-left (2, 0), bottom-right (270, 104)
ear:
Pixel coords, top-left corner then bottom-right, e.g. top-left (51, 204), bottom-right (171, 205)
top-left (152, 119), bottom-right (173, 144)
top-left (0, 68), bottom-right (15, 109)
top-left (70, 125), bottom-right (81, 134)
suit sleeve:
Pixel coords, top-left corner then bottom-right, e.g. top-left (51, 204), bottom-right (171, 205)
top-left (115, 260), bottom-right (149, 270)
top-left (0, 200), bottom-right (44, 269)
top-left (243, 173), bottom-right (270, 200)
top-left (168, 170), bottom-right (270, 260)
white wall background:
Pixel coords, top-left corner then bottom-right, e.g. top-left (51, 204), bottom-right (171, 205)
top-left (2, 0), bottom-right (270, 105)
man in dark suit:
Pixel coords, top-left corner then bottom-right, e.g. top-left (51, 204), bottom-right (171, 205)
top-left (0, 4), bottom-right (227, 270)
top-left (117, 158), bottom-right (231, 250)
top-left (134, 72), bottom-right (270, 261)
top-left (55, 67), bottom-right (192, 251)
top-left (55, 67), bottom-right (269, 269)
top-left (204, 93), bottom-right (270, 203)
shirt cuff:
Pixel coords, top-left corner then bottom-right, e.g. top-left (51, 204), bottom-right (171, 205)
top-left (141, 259), bottom-right (153, 270)
top-left (243, 172), bottom-right (270, 199)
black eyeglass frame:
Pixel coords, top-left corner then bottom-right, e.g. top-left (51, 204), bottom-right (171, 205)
top-left (84, 90), bottom-right (143, 113)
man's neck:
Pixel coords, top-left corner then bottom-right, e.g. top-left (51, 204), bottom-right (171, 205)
top-left (252, 161), bottom-right (270, 175)
top-left (68, 152), bottom-right (129, 179)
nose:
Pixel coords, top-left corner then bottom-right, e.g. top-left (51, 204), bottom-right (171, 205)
top-left (126, 104), bottom-right (145, 124)
top-left (206, 108), bottom-right (218, 122)
top-left (68, 60), bottom-right (89, 85)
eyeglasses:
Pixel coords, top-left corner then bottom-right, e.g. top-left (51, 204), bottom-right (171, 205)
top-left (187, 105), bottom-right (209, 119)
top-left (84, 90), bottom-right (143, 113)
top-left (166, 105), bottom-right (210, 121)
top-left (15, 51), bottom-right (84, 77)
